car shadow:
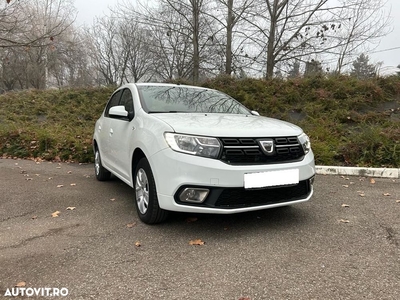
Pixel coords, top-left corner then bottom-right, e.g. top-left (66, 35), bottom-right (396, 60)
top-left (95, 174), bottom-right (313, 233)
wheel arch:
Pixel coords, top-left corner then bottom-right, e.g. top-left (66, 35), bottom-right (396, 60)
top-left (93, 139), bottom-right (99, 152)
top-left (131, 148), bottom-right (146, 178)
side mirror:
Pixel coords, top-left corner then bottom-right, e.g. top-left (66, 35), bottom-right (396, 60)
top-left (251, 110), bottom-right (260, 116)
top-left (109, 105), bottom-right (128, 118)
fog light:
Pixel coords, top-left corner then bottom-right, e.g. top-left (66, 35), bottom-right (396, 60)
top-left (179, 188), bottom-right (209, 203)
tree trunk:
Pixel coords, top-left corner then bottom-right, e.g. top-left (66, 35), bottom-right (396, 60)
top-left (266, 0), bottom-right (278, 78)
top-left (191, 0), bottom-right (200, 83)
top-left (225, 0), bottom-right (234, 75)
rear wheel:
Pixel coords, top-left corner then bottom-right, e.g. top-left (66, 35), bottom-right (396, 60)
top-left (134, 157), bottom-right (168, 224)
top-left (94, 148), bottom-right (111, 181)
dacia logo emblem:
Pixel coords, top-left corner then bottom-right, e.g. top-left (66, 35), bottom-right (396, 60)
top-left (259, 139), bottom-right (274, 155)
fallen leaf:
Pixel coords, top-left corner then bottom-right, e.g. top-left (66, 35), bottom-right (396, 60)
top-left (110, 198), bottom-right (116, 202)
top-left (70, 183), bottom-right (76, 186)
top-left (57, 184), bottom-right (64, 188)
top-left (342, 185), bottom-right (349, 188)
top-left (383, 193), bottom-right (391, 196)
top-left (370, 178), bottom-right (376, 184)
top-left (26, 178), bottom-right (33, 181)
top-left (341, 204), bottom-right (350, 208)
top-left (189, 239), bottom-right (205, 246)
top-left (186, 217), bottom-right (198, 223)
top-left (51, 211), bottom-right (60, 218)
top-left (67, 171), bottom-right (72, 174)
top-left (31, 215), bottom-right (37, 220)
top-left (127, 222), bottom-right (137, 228)
top-left (15, 281), bottom-right (26, 287)
top-left (66, 207), bottom-right (76, 211)
top-left (357, 191), bottom-right (365, 197)
top-left (238, 297), bottom-right (251, 300)
top-left (339, 219), bottom-right (350, 223)
top-left (396, 200), bottom-right (400, 203)
top-left (135, 241), bottom-right (141, 247)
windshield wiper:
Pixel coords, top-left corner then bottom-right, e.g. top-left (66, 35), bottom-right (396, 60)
top-left (148, 111), bottom-right (193, 114)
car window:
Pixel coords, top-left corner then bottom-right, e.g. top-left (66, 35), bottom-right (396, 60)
top-left (137, 85), bottom-right (251, 115)
top-left (105, 90), bottom-right (122, 117)
top-left (119, 89), bottom-right (134, 116)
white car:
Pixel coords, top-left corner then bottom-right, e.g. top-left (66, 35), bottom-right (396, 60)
top-left (93, 83), bottom-right (315, 224)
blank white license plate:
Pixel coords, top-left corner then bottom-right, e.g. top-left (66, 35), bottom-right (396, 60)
top-left (244, 169), bottom-right (299, 189)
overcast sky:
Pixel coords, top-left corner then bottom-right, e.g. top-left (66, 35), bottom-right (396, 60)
top-left (74, 0), bottom-right (400, 74)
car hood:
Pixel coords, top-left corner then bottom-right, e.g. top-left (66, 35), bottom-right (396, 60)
top-left (151, 113), bottom-right (303, 137)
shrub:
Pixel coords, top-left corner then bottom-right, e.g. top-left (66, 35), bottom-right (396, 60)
top-left (0, 78), bottom-right (399, 167)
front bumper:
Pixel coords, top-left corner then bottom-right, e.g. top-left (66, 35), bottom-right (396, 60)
top-left (149, 148), bottom-right (315, 214)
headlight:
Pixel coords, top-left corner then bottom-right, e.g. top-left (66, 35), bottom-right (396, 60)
top-left (298, 133), bottom-right (311, 154)
top-left (164, 133), bottom-right (221, 158)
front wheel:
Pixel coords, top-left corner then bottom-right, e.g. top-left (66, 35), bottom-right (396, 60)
top-left (134, 157), bottom-right (168, 224)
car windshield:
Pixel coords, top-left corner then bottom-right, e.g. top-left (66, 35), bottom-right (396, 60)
top-left (137, 85), bottom-right (251, 114)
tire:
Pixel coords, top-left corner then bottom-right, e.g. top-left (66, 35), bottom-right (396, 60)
top-left (94, 148), bottom-right (111, 181)
top-left (134, 157), bottom-right (168, 224)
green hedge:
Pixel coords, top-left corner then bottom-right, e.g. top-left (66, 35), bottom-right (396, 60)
top-left (0, 76), bottom-right (399, 167)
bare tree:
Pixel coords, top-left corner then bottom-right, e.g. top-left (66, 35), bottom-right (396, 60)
top-left (242, 0), bottom-right (340, 78)
top-left (236, 0), bottom-right (390, 78)
top-left (47, 27), bottom-right (96, 88)
top-left (157, 0), bottom-right (209, 82)
top-left (118, 17), bottom-right (157, 82)
top-left (332, 0), bottom-right (391, 74)
top-left (149, 7), bottom-right (194, 80)
top-left (121, 0), bottom-right (217, 82)
top-left (203, 0), bottom-right (257, 75)
top-left (0, 0), bottom-right (77, 89)
top-left (88, 15), bottom-right (128, 86)
top-left (1, 0), bottom-right (76, 48)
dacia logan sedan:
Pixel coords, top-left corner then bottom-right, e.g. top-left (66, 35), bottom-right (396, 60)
top-left (93, 83), bottom-right (315, 224)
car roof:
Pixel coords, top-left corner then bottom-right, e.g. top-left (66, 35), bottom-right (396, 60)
top-left (133, 82), bottom-right (209, 90)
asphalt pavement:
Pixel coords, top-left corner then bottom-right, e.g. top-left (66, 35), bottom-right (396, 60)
top-left (0, 158), bottom-right (399, 300)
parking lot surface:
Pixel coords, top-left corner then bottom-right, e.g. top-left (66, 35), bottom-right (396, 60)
top-left (0, 158), bottom-right (399, 299)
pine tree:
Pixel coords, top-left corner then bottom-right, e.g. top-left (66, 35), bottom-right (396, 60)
top-left (288, 61), bottom-right (301, 78)
top-left (350, 54), bottom-right (376, 80)
top-left (304, 60), bottom-right (323, 77)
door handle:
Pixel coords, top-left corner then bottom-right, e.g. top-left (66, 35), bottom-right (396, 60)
top-left (109, 129), bottom-right (114, 135)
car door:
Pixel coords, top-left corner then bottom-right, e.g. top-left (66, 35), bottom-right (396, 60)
top-left (107, 88), bottom-right (135, 182)
top-left (97, 89), bottom-right (122, 170)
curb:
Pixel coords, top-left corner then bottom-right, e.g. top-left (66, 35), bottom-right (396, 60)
top-left (316, 165), bottom-right (399, 179)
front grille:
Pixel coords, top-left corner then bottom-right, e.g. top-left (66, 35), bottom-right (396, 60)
top-left (219, 137), bottom-right (304, 165)
top-left (214, 180), bottom-right (311, 208)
